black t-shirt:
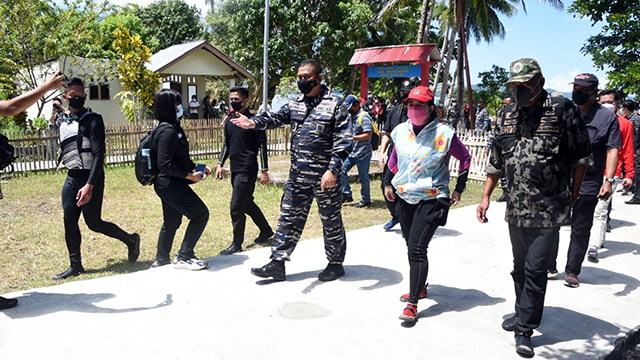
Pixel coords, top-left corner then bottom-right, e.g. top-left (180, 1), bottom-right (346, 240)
top-left (219, 109), bottom-right (268, 173)
top-left (382, 103), bottom-right (408, 154)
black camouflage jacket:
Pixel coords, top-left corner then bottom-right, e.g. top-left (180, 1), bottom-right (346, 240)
top-left (486, 90), bottom-right (592, 227)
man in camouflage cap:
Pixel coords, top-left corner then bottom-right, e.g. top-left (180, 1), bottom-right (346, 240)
top-left (476, 58), bottom-right (592, 358)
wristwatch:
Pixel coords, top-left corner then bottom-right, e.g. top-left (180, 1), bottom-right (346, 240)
top-left (604, 177), bottom-right (615, 184)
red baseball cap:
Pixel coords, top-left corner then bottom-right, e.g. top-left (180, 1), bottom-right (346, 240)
top-left (407, 86), bottom-right (434, 103)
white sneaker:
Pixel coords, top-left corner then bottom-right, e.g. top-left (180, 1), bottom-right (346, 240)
top-left (173, 258), bottom-right (208, 270)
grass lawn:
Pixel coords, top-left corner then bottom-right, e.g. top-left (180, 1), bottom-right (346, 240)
top-left (0, 155), bottom-right (500, 294)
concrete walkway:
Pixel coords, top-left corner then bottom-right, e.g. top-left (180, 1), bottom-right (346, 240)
top-left (1, 194), bottom-right (639, 360)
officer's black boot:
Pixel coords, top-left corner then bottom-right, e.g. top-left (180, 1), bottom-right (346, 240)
top-left (53, 263), bottom-right (85, 281)
top-left (251, 260), bottom-right (285, 281)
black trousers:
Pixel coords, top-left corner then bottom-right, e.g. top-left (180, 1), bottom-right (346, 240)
top-left (565, 195), bottom-right (599, 276)
top-left (154, 184), bottom-right (209, 262)
top-left (397, 198), bottom-right (442, 304)
top-left (509, 225), bottom-right (558, 332)
top-left (62, 170), bottom-right (132, 265)
top-left (381, 165), bottom-right (397, 220)
top-left (230, 171), bottom-right (271, 247)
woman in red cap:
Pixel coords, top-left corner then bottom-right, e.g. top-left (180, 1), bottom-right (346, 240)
top-left (383, 86), bottom-right (471, 322)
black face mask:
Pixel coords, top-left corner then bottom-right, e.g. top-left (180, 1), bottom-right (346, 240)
top-left (230, 101), bottom-right (243, 112)
top-left (67, 96), bottom-right (86, 110)
top-left (298, 78), bottom-right (318, 95)
top-left (572, 90), bottom-right (591, 106)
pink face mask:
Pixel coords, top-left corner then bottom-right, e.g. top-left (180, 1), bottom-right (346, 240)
top-left (408, 106), bottom-right (430, 126)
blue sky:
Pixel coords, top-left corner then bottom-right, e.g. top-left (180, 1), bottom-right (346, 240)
top-left (463, 0), bottom-right (608, 93)
top-left (110, 0), bottom-right (607, 93)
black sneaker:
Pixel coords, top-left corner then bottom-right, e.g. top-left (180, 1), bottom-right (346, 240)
top-left (251, 260), bottom-right (286, 281)
top-left (318, 263), bottom-right (345, 281)
top-left (254, 230), bottom-right (274, 244)
top-left (342, 194), bottom-right (353, 203)
top-left (502, 314), bottom-right (518, 332)
top-left (353, 200), bottom-right (371, 208)
top-left (128, 233), bottom-right (141, 263)
top-left (515, 331), bottom-right (534, 358)
top-left (220, 243), bottom-right (242, 256)
top-left (0, 296), bottom-right (18, 310)
top-left (53, 265), bottom-right (85, 281)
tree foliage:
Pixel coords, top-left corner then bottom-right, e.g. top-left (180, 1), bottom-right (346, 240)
top-left (0, 0), bottom-right (108, 116)
top-left (135, 0), bottom-right (207, 54)
top-left (570, 0), bottom-right (640, 96)
top-left (476, 64), bottom-right (509, 116)
top-left (112, 25), bottom-right (160, 123)
top-left (207, 0), bottom-right (373, 105)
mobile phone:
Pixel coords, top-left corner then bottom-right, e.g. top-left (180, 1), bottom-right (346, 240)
top-left (196, 164), bottom-right (206, 178)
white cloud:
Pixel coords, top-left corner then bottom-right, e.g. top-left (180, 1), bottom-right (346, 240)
top-left (547, 69), bottom-right (609, 93)
top-left (547, 69), bottom-right (581, 93)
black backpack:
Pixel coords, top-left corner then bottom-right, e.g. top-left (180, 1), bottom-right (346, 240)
top-left (0, 133), bottom-right (15, 172)
top-left (135, 122), bottom-right (174, 186)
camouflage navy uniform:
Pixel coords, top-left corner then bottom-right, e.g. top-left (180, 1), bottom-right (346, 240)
top-left (486, 59), bottom-right (592, 336)
top-left (252, 85), bottom-right (352, 262)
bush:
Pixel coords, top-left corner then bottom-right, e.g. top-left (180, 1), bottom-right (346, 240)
top-left (32, 116), bottom-right (48, 130)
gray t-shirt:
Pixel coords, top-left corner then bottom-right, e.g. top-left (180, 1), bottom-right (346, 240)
top-left (350, 109), bottom-right (373, 160)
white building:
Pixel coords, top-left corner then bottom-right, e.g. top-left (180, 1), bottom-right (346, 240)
top-left (27, 40), bottom-right (255, 124)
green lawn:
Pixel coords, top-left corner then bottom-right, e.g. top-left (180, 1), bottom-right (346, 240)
top-left (0, 155), bottom-right (498, 293)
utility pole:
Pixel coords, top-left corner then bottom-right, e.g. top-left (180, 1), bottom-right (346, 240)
top-left (262, 0), bottom-right (270, 113)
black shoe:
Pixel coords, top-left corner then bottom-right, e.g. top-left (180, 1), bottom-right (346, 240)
top-left (502, 314), bottom-right (518, 332)
top-left (254, 230), bottom-right (274, 244)
top-left (318, 263), bottom-right (345, 281)
top-left (150, 259), bottom-right (171, 268)
top-left (53, 265), bottom-right (85, 281)
top-left (625, 197), bottom-right (640, 204)
top-left (251, 260), bottom-right (286, 281)
top-left (496, 194), bottom-right (508, 202)
top-left (515, 331), bottom-right (534, 358)
top-left (353, 200), bottom-right (371, 208)
top-left (342, 194), bottom-right (353, 203)
top-left (127, 233), bottom-right (141, 263)
top-left (220, 243), bottom-right (242, 256)
top-left (0, 296), bottom-right (18, 310)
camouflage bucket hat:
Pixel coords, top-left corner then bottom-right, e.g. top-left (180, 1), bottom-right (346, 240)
top-left (505, 58), bottom-right (542, 84)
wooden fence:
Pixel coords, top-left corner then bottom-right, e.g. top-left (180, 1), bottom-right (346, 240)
top-left (2, 120), bottom-right (490, 180)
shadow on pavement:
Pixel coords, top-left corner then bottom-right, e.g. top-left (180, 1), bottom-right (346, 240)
top-left (580, 266), bottom-right (640, 297)
top-left (255, 264), bottom-right (403, 294)
top-left (417, 284), bottom-right (507, 319)
top-left (536, 306), bottom-right (624, 358)
top-left (597, 240), bottom-right (640, 261)
top-left (5, 292), bottom-right (172, 319)
top-left (202, 253), bottom-right (249, 272)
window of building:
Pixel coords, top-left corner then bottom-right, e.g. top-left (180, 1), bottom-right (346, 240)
top-left (89, 85), bottom-right (99, 100)
top-left (100, 84), bottom-right (110, 100)
top-left (88, 83), bottom-right (110, 100)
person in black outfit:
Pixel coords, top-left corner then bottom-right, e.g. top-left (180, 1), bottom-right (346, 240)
top-left (0, 70), bottom-right (66, 308)
top-left (378, 79), bottom-right (414, 231)
top-left (151, 89), bottom-right (212, 270)
top-left (54, 77), bottom-right (140, 281)
top-left (216, 87), bottom-right (273, 255)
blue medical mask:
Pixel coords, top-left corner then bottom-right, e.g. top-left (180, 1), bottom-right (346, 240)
top-left (177, 104), bottom-right (184, 118)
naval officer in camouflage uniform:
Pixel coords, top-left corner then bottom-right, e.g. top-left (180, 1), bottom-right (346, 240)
top-left (476, 58), bottom-right (592, 358)
top-left (232, 59), bottom-right (353, 282)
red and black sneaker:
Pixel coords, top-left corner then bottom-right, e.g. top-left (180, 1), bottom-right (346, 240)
top-left (399, 303), bottom-right (418, 321)
top-left (399, 283), bottom-right (428, 302)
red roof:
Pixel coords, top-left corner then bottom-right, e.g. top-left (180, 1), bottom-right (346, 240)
top-left (348, 44), bottom-right (441, 66)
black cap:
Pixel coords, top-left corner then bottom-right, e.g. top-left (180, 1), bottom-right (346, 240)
top-left (570, 73), bottom-right (599, 88)
top-left (400, 79), bottom-right (417, 91)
